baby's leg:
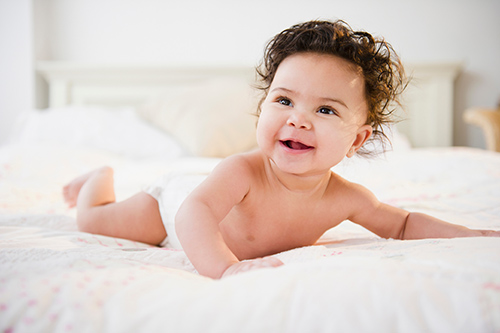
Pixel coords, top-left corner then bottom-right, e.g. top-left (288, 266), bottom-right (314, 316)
top-left (63, 166), bottom-right (166, 245)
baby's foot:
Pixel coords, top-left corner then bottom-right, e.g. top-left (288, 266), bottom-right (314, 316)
top-left (63, 167), bottom-right (111, 208)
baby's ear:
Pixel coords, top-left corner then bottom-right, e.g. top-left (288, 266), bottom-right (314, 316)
top-left (347, 125), bottom-right (372, 157)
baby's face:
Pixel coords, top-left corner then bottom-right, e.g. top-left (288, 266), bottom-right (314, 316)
top-left (256, 52), bottom-right (371, 176)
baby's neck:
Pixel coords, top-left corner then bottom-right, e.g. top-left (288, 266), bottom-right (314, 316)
top-left (265, 158), bottom-right (332, 194)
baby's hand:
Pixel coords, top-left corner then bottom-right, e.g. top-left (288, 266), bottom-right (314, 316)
top-left (482, 230), bottom-right (500, 237)
top-left (222, 257), bottom-right (284, 278)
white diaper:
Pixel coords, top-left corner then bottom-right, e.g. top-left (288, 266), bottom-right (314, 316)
top-left (143, 171), bottom-right (208, 249)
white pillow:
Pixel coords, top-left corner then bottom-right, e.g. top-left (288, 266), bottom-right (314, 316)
top-left (361, 124), bottom-right (412, 155)
top-left (10, 106), bottom-right (184, 159)
top-left (136, 78), bottom-right (259, 158)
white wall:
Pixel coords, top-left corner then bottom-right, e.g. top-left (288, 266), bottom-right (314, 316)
top-left (2, 0), bottom-right (499, 148)
top-left (0, 0), bottom-right (34, 144)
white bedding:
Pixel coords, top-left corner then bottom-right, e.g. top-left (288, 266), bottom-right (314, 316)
top-left (1, 107), bottom-right (500, 332)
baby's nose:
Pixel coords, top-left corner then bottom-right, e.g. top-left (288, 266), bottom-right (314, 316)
top-left (286, 111), bottom-right (312, 129)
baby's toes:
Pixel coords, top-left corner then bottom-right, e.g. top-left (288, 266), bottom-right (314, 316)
top-left (62, 185), bottom-right (76, 207)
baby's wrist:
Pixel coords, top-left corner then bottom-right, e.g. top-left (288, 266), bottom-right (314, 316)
top-left (219, 260), bottom-right (240, 279)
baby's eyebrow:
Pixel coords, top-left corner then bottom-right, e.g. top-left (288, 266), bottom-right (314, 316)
top-left (271, 87), bottom-right (294, 94)
top-left (319, 96), bottom-right (348, 109)
top-left (271, 87), bottom-right (348, 109)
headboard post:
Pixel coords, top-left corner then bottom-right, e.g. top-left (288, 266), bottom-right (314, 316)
top-left (49, 79), bottom-right (71, 107)
top-left (396, 62), bottom-right (461, 147)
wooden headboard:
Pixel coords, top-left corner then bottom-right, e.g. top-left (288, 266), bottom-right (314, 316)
top-left (36, 61), bottom-right (461, 148)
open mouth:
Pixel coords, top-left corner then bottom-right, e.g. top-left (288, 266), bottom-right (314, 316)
top-left (280, 140), bottom-right (314, 151)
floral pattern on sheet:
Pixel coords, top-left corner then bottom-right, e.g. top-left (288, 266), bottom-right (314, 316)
top-left (1, 220), bottom-right (500, 332)
top-left (1, 146), bottom-right (500, 332)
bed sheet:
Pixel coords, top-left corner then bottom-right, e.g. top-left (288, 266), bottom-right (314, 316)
top-left (1, 142), bottom-right (500, 332)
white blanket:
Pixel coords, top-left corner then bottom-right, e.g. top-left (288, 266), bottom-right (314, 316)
top-left (1, 142), bottom-right (500, 332)
top-left (1, 217), bottom-right (499, 332)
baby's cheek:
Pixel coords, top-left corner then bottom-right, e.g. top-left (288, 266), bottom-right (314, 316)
top-left (255, 121), bottom-right (271, 149)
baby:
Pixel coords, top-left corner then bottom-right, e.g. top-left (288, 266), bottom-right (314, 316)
top-left (63, 20), bottom-right (499, 279)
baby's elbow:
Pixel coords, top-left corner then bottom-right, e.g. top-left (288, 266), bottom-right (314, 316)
top-left (174, 202), bottom-right (191, 240)
top-left (174, 206), bottom-right (189, 238)
top-left (396, 212), bottom-right (412, 240)
top-left (174, 198), bottom-right (210, 240)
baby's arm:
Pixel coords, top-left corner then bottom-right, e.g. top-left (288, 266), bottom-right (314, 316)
top-left (346, 182), bottom-right (500, 239)
top-left (175, 155), bottom-right (283, 279)
top-left (400, 212), bottom-right (500, 239)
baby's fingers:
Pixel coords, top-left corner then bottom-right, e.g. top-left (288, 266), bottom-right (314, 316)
top-left (259, 256), bottom-right (284, 267)
top-left (222, 257), bottom-right (283, 278)
top-left (484, 230), bottom-right (500, 237)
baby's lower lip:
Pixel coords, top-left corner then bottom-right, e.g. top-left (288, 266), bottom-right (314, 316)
top-left (280, 140), bottom-right (314, 151)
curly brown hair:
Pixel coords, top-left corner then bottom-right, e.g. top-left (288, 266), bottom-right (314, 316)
top-left (256, 20), bottom-right (407, 155)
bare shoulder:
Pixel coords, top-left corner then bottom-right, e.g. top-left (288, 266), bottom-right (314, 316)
top-left (327, 172), bottom-right (380, 216)
top-left (211, 150), bottom-right (263, 178)
top-left (198, 150), bottom-right (264, 197)
top-left (328, 172), bottom-right (375, 197)
top-left (328, 172), bottom-right (408, 238)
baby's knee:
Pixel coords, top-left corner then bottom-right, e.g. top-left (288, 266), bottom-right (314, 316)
top-left (76, 203), bottom-right (113, 234)
top-left (76, 210), bottom-right (98, 233)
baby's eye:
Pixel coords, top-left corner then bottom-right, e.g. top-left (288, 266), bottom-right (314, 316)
top-left (318, 107), bottom-right (337, 115)
top-left (277, 97), bottom-right (293, 107)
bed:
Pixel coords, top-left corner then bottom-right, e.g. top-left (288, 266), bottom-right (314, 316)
top-left (1, 61), bottom-right (499, 333)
